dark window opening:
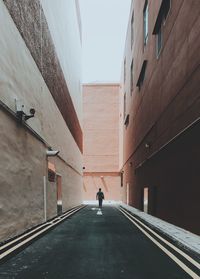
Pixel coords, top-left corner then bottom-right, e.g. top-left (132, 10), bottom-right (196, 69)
top-left (153, 0), bottom-right (171, 56)
top-left (124, 92), bottom-right (126, 120)
top-left (124, 58), bottom-right (126, 83)
top-left (130, 60), bottom-right (134, 95)
top-left (48, 170), bottom-right (56, 182)
top-left (143, 0), bottom-right (148, 46)
top-left (131, 10), bottom-right (134, 47)
top-left (124, 114), bottom-right (129, 127)
top-left (156, 26), bottom-right (162, 56)
top-left (136, 60), bottom-right (147, 90)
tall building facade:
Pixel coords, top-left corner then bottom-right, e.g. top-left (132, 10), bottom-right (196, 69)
top-left (121, 0), bottom-right (200, 234)
top-left (0, 0), bottom-right (82, 242)
top-left (83, 84), bottom-right (123, 202)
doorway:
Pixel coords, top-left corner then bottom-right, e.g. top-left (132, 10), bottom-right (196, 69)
top-left (143, 187), bottom-right (149, 213)
top-left (56, 174), bottom-right (62, 215)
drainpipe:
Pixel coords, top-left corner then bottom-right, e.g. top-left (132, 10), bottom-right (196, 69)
top-left (43, 176), bottom-right (47, 222)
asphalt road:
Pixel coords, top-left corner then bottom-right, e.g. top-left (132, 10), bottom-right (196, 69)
top-left (0, 206), bottom-right (196, 279)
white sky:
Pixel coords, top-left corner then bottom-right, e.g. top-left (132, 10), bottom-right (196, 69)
top-left (79, 0), bottom-right (131, 83)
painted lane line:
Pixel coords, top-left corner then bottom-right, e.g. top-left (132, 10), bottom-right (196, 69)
top-left (119, 209), bottom-right (200, 279)
top-left (97, 209), bottom-right (103, 215)
top-left (119, 207), bottom-right (200, 270)
top-left (0, 223), bottom-right (48, 252)
top-left (0, 206), bottom-right (84, 260)
top-left (0, 205), bottom-right (83, 252)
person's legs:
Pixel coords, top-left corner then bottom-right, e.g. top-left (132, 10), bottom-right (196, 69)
top-left (99, 199), bottom-right (102, 208)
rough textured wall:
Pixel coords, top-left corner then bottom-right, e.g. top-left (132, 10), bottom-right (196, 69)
top-left (3, 0), bottom-right (82, 151)
top-left (0, 1), bottom-right (82, 173)
top-left (83, 84), bottom-right (120, 172)
top-left (0, 0), bottom-right (82, 241)
top-left (41, 0), bottom-right (82, 126)
top-left (83, 84), bottom-right (122, 201)
top-left (0, 110), bottom-right (45, 241)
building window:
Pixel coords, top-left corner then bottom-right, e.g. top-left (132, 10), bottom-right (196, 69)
top-left (124, 114), bottom-right (129, 127)
top-left (143, 0), bottom-right (148, 46)
top-left (131, 10), bottom-right (134, 47)
top-left (130, 60), bottom-right (134, 95)
top-left (153, 0), bottom-right (171, 57)
top-left (136, 60), bottom-right (147, 90)
top-left (124, 58), bottom-right (126, 83)
top-left (123, 92), bottom-right (126, 119)
top-left (156, 26), bottom-right (162, 57)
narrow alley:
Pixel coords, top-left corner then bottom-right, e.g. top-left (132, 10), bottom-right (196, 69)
top-left (1, 0), bottom-right (200, 278)
top-left (0, 206), bottom-right (199, 279)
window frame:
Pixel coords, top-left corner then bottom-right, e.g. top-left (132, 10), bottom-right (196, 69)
top-left (143, 0), bottom-right (149, 46)
top-left (131, 10), bottom-right (134, 48)
top-left (130, 59), bottom-right (134, 95)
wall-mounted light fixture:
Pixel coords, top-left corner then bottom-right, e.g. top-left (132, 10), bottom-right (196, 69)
top-left (46, 150), bottom-right (59, 156)
top-left (145, 142), bottom-right (151, 148)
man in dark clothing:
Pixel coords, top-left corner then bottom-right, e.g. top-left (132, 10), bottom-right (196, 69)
top-left (96, 188), bottom-right (104, 208)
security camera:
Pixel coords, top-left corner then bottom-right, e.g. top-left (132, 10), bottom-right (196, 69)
top-left (24, 108), bottom-right (36, 121)
top-left (46, 150), bottom-right (60, 156)
top-left (29, 108), bottom-right (35, 115)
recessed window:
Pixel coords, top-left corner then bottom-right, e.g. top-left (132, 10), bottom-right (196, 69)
top-left (124, 114), bottom-right (129, 127)
top-left (124, 58), bottom-right (126, 83)
top-left (156, 26), bottom-right (162, 57)
top-left (153, 0), bottom-right (171, 57)
top-left (130, 60), bottom-right (134, 95)
top-left (143, 0), bottom-right (148, 46)
top-left (123, 92), bottom-right (126, 120)
top-left (131, 10), bottom-right (134, 47)
top-left (136, 60), bottom-right (147, 90)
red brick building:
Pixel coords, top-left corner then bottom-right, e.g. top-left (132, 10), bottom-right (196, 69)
top-left (83, 84), bottom-right (123, 203)
top-left (121, 0), bottom-right (200, 234)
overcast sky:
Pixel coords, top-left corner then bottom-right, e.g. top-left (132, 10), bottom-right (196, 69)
top-left (79, 0), bottom-right (131, 83)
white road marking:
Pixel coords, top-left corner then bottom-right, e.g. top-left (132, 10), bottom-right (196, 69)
top-left (119, 208), bottom-right (200, 270)
top-left (97, 209), bottom-right (103, 215)
top-left (119, 209), bottom-right (200, 279)
top-left (91, 208), bottom-right (99, 211)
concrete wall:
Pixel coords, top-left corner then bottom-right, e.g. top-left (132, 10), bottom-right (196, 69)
top-left (0, 0), bottom-right (82, 242)
top-left (41, 0), bottom-right (82, 125)
top-left (121, 0), bottom-right (200, 234)
top-left (83, 84), bottom-right (122, 202)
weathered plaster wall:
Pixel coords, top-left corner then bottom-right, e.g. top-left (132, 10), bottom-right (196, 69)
top-left (0, 110), bottom-right (45, 241)
top-left (83, 84), bottom-right (120, 172)
top-left (83, 84), bottom-right (122, 201)
top-left (0, 0), bottom-right (82, 241)
top-left (3, 0), bottom-right (82, 151)
top-left (41, 0), bottom-right (82, 126)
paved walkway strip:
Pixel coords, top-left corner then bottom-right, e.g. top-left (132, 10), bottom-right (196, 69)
top-left (119, 207), bottom-right (200, 279)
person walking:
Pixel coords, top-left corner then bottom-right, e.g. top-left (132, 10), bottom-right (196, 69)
top-left (96, 188), bottom-right (104, 208)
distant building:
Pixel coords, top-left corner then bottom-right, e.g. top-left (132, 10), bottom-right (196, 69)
top-left (120, 0), bottom-right (200, 234)
top-left (0, 0), bottom-right (82, 241)
top-left (83, 84), bottom-right (123, 203)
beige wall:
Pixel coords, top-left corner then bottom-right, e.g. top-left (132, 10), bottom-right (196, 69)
top-left (83, 84), bottom-right (123, 202)
top-left (83, 84), bottom-right (120, 172)
top-left (0, 0), bottom-right (82, 241)
top-left (41, 0), bottom-right (82, 125)
top-left (0, 110), bottom-right (46, 240)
